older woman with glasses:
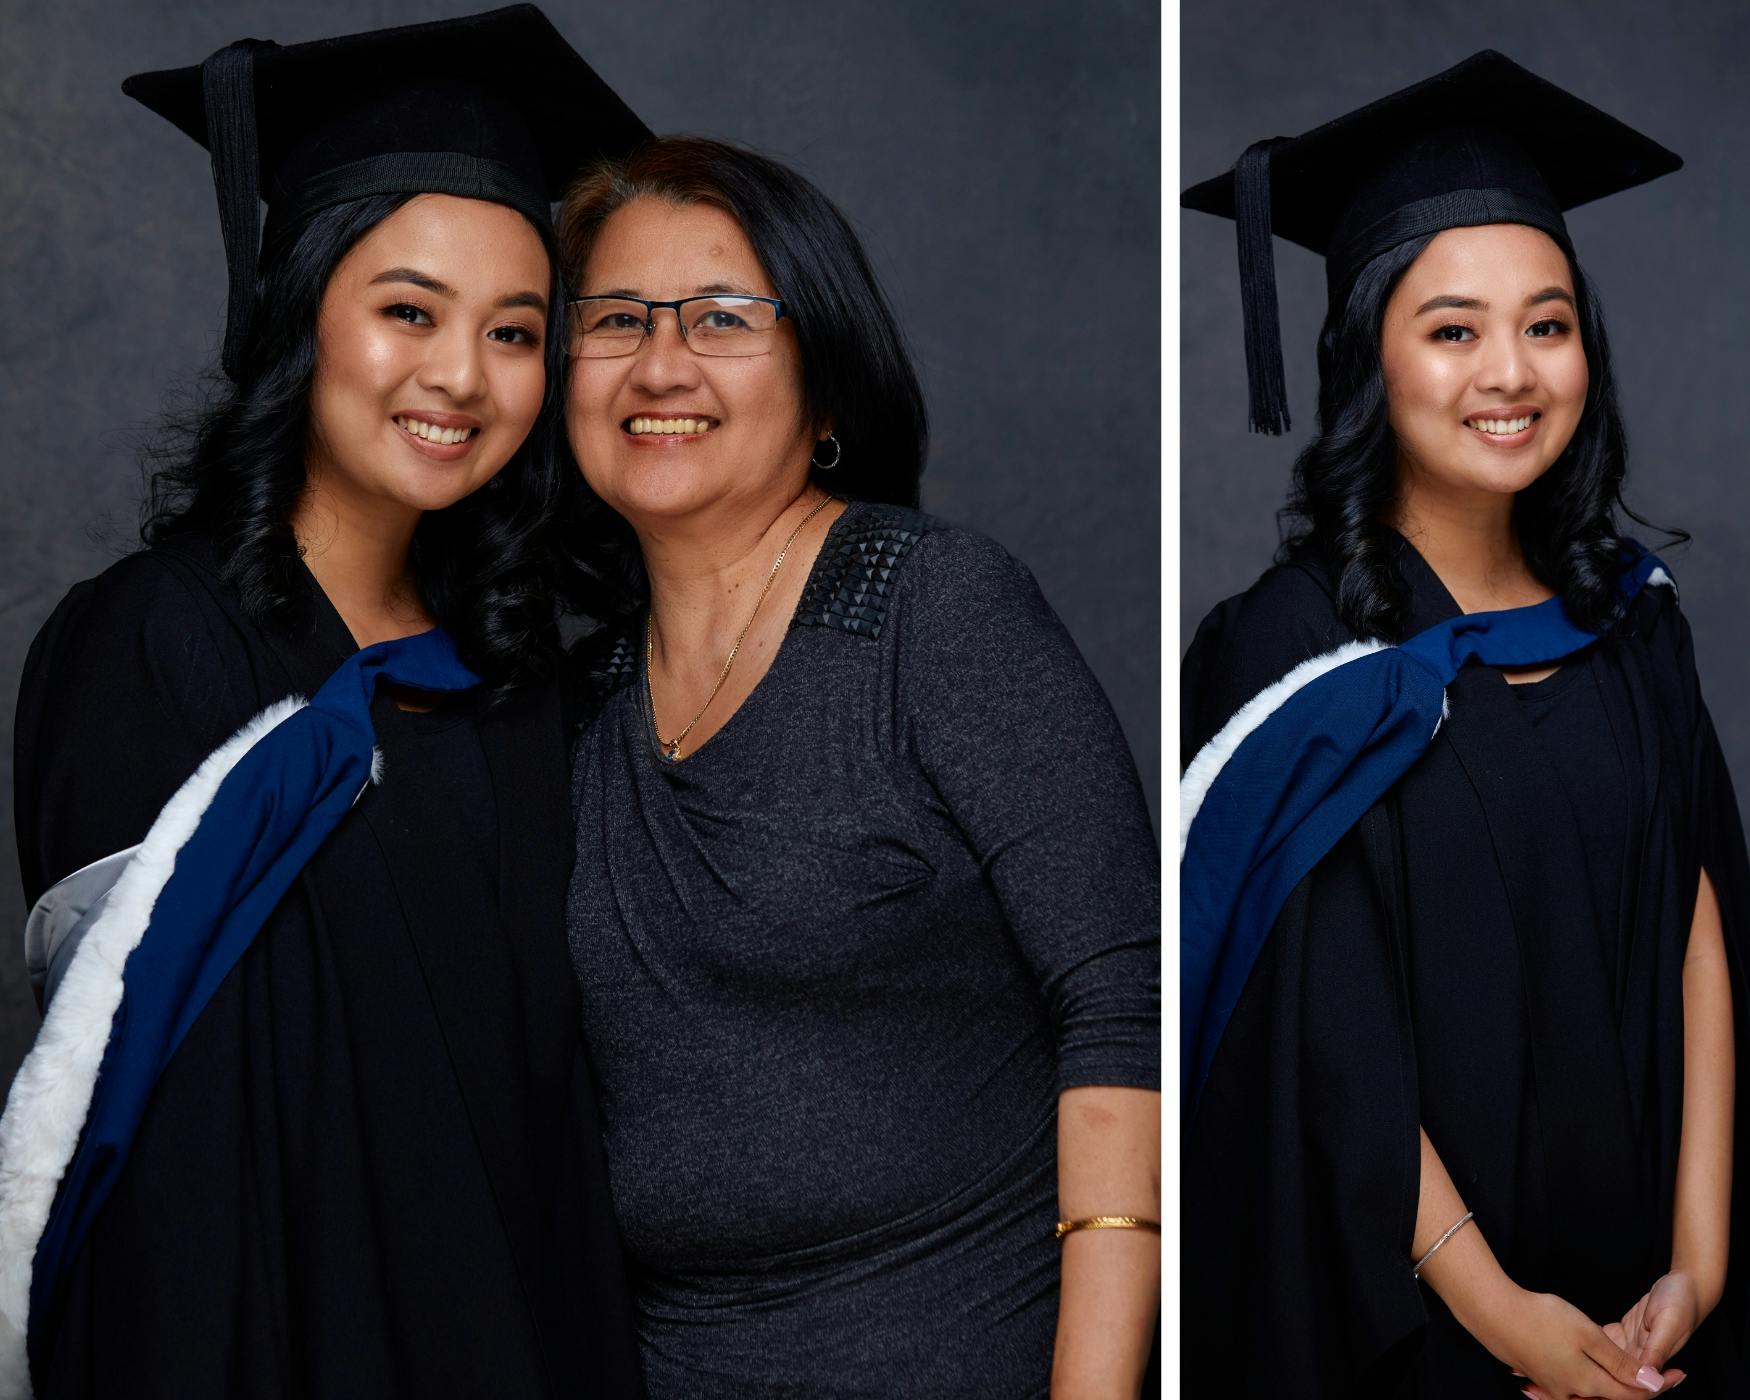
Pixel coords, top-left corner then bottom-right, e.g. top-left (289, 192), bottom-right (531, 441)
top-left (556, 136), bottom-right (1161, 1398)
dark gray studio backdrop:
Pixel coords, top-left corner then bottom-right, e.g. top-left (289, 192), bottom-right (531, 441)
top-left (1182, 11), bottom-right (1750, 783)
top-left (0, 0), bottom-right (1160, 1085)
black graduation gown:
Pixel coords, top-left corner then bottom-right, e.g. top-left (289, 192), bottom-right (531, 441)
top-left (12, 535), bottom-right (643, 1399)
top-left (1181, 541), bottom-right (1750, 1398)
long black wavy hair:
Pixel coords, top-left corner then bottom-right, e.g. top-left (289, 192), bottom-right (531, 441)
top-left (1279, 230), bottom-right (1678, 642)
top-left (142, 192), bottom-right (577, 690)
top-left (554, 135), bottom-right (931, 622)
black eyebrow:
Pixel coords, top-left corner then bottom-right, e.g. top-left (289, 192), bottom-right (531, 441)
top-left (1415, 288), bottom-right (1576, 316)
top-left (1415, 294), bottom-right (1486, 314)
top-left (371, 268), bottom-right (544, 312)
top-left (1526, 286), bottom-right (1575, 308)
top-left (370, 267), bottom-right (456, 298)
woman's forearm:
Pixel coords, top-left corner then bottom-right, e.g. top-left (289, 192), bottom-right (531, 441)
top-left (1050, 1086), bottom-right (1161, 1399)
top-left (1672, 868), bottom-right (1734, 1314)
top-left (1412, 1127), bottom-right (1526, 1359)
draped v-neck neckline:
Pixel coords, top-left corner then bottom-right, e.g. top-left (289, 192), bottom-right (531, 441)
top-left (638, 500), bottom-right (860, 770)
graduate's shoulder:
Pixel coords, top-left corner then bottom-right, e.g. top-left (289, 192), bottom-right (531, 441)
top-left (1185, 557), bottom-right (1352, 696)
top-left (34, 534), bottom-right (229, 639)
top-left (1182, 557), bottom-right (1356, 759)
top-left (22, 534), bottom-right (249, 712)
top-left (15, 535), bottom-right (253, 896)
top-left (1609, 542), bottom-right (1720, 721)
top-left (1614, 541), bottom-right (1693, 663)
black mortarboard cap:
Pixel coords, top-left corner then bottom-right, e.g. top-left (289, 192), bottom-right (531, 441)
top-left (1182, 51), bottom-right (1681, 434)
top-left (122, 4), bottom-right (652, 381)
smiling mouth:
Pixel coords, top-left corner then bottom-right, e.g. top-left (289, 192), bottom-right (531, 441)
top-left (1463, 412), bottom-right (1541, 438)
top-left (623, 416), bottom-right (718, 436)
top-left (395, 415), bottom-right (480, 446)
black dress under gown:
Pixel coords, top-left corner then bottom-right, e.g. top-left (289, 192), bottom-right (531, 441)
top-left (1181, 538), bottom-right (1750, 1397)
top-left (12, 535), bottom-right (642, 1398)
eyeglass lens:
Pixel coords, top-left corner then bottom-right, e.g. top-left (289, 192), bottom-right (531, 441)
top-left (567, 296), bottom-right (780, 358)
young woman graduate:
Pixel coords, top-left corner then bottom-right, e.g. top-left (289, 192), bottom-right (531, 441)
top-left (1180, 53), bottom-right (1750, 1399)
top-left (1, 8), bottom-right (651, 1397)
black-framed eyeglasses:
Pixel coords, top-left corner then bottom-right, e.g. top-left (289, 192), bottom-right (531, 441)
top-left (565, 294), bottom-right (787, 358)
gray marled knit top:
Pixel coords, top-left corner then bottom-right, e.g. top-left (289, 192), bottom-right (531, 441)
top-left (566, 502), bottom-right (1160, 1399)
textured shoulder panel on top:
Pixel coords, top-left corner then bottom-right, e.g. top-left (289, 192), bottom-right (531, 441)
top-left (567, 624), bottom-right (641, 735)
top-left (791, 505), bottom-right (931, 641)
top-left (593, 628), bottom-right (643, 685)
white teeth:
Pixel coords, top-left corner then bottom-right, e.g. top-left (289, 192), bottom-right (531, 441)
top-left (626, 416), bottom-right (715, 435)
top-left (396, 416), bottom-right (475, 445)
top-left (1468, 414), bottom-right (1534, 436)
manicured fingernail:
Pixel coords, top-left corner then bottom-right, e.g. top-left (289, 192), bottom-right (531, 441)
top-left (1637, 1366), bottom-right (1665, 1392)
top-left (1520, 1390), bottom-right (1536, 1399)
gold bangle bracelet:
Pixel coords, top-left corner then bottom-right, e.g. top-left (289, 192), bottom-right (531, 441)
top-left (1054, 1215), bottom-right (1162, 1241)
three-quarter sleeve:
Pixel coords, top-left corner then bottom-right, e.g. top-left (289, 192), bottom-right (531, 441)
top-left (891, 527), bottom-right (1160, 1092)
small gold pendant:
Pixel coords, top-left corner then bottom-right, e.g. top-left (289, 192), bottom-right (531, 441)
top-left (664, 740), bottom-right (682, 762)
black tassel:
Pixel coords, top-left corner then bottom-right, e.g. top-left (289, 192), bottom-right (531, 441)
top-left (1234, 138), bottom-right (1290, 435)
top-left (200, 41), bottom-right (272, 383)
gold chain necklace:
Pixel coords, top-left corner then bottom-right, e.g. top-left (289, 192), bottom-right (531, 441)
top-left (647, 491), bottom-right (838, 762)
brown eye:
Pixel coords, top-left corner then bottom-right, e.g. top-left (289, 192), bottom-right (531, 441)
top-left (1434, 324), bottom-right (1474, 343)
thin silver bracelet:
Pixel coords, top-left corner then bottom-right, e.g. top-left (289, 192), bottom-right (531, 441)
top-left (1411, 1210), bottom-right (1474, 1278)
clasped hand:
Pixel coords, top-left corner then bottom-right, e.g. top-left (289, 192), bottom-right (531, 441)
top-left (1506, 1271), bottom-right (1699, 1400)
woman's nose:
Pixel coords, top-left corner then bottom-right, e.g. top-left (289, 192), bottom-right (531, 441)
top-left (1475, 334), bottom-right (1535, 397)
top-left (626, 309), bottom-right (702, 393)
top-left (417, 326), bottom-right (487, 403)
